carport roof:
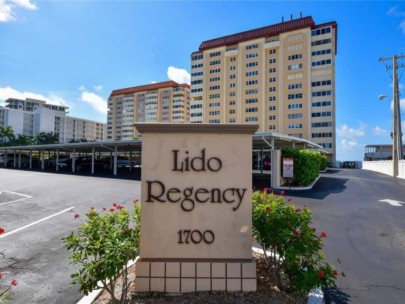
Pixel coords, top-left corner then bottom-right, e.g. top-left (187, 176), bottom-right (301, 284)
top-left (0, 133), bottom-right (325, 154)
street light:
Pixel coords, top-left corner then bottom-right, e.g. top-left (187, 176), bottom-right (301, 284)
top-left (379, 94), bottom-right (403, 177)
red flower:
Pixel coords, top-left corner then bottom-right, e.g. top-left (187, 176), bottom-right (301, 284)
top-left (265, 206), bottom-right (271, 213)
top-left (295, 208), bottom-right (301, 213)
top-left (318, 270), bottom-right (324, 279)
top-left (117, 205), bottom-right (124, 210)
top-left (288, 198), bottom-right (292, 202)
top-left (103, 208), bottom-right (106, 211)
top-left (11, 279), bottom-right (17, 286)
top-left (280, 190), bottom-right (285, 195)
top-left (333, 270), bottom-right (338, 277)
top-left (0, 272), bottom-right (3, 279)
top-left (263, 187), bottom-right (269, 193)
top-left (74, 213), bottom-right (79, 219)
top-left (293, 231), bottom-right (300, 237)
top-left (110, 208), bottom-right (115, 212)
top-left (0, 227), bottom-right (5, 235)
top-left (113, 203), bottom-right (117, 207)
top-left (133, 199), bottom-right (139, 204)
top-left (320, 231), bottom-right (327, 238)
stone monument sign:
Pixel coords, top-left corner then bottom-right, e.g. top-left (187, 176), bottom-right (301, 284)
top-left (135, 123), bottom-right (258, 293)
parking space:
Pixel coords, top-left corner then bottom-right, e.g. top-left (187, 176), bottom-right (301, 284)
top-left (0, 169), bottom-right (141, 304)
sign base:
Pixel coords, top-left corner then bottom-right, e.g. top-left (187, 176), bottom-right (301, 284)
top-left (135, 258), bottom-right (257, 293)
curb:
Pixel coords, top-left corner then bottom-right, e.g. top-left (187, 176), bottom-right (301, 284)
top-left (276, 175), bottom-right (320, 191)
top-left (78, 249), bottom-right (324, 304)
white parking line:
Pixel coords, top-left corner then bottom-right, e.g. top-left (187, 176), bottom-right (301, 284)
top-left (0, 190), bottom-right (33, 206)
top-left (0, 206), bottom-right (75, 239)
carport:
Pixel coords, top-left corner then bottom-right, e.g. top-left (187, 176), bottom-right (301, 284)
top-left (0, 140), bottom-right (142, 176)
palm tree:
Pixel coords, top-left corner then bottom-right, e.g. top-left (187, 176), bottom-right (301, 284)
top-left (12, 134), bottom-right (34, 146)
top-left (0, 126), bottom-right (16, 145)
top-left (34, 132), bottom-right (59, 145)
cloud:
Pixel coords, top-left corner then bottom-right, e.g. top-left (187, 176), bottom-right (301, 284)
top-left (167, 66), bottom-right (191, 85)
top-left (93, 85), bottom-right (103, 91)
top-left (78, 85), bottom-right (86, 91)
top-left (387, 6), bottom-right (405, 33)
top-left (0, 0), bottom-right (37, 23)
top-left (340, 139), bottom-right (358, 151)
top-left (337, 123), bottom-right (366, 139)
top-left (373, 126), bottom-right (389, 137)
top-left (0, 86), bottom-right (70, 107)
top-left (80, 91), bottom-right (107, 115)
top-left (389, 98), bottom-right (405, 113)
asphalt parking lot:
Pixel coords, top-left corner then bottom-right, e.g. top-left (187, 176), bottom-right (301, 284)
top-left (0, 168), bottom-right (141, 304)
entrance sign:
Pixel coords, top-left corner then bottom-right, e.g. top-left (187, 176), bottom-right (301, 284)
top-left (135, 123), bottom-right (258, 293)
top-left (283, 158), bottom-right (294, 178)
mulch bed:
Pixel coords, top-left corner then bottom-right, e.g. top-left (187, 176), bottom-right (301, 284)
top-left (93, 253), bottom-right (306, 304)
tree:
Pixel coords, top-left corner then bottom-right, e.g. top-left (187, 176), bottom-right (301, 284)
top-left (34, 132), bottom-right (59, 145)
top-left (0, 126), bottom-right (16, 145)
top-left (12, 134), bottom-right (34, 146)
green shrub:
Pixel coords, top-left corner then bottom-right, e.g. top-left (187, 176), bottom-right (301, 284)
top-left (282, 148), bottom-right (326, 186)
top-left (252, 190), bottom-right (340, 294)
top-left (62, 201), bottom-right (141, 304)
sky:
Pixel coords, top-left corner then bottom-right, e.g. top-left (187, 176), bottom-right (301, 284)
top-left (0, 0), bottom-right (405, 161)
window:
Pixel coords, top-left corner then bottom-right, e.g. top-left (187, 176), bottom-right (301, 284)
top-left (246, 89), bottom-right (258, 95)
top-left (209, 85), bottom-right (220, 90)
top-left (191, 63), bottom-right (203, 69)
top-left (191, 79), bottom-right (203, 85)
top-left (269, 96), bottom-right (276, 102)
top-left (288, 54), bottom-right (302, 60)
top-left (269, 87), bottom-right (276, 92)
top-left (246, 62), bottom-right (258, 67)
top-left (312, 90), bottom-right (332, 97)
top-left (210, 77), bottom-right (220, 82)
top-left (288, 103), bottom-right (302, 109)
top-left (312, 122), bottom-right (332, 128)
top-left (210, 60), bottom-right (221, 66)
top-left (320, 143), bottom-right (333, 148)
top-left (246, 80), bottom-right (258, 86)
top-left (269, 58), bottom-right (277, 64)
top-left (209, 119), bottom-right (220, 123)
top-left (312, 132), bottom-right (333, 138)
top-left (230, 74), bottom-right (236, 79)
top-left (312, 101), bottom-right (332, 107)
top-left (288, 63), bottom-right (302, 70)
top-left (191, 104), bottom-right (203, 109)
top-left (229, 109), bottom-right (235, 114)
top-left (229, 118), bottom-right (236, 123)
top-left (312, 27), bottom-right (331, 36)
top-left (230, 57), bottom-right (236, 62)
top-left (288, 123), bottom-right (302, 129)
top-left (288, 83), bottom-right (302, 90)
top-left (230, 65), bottom-right (236, 70)
top-left (312, 59), bottom-right (332, 67)
top-left (245, 117), bottom-right (258, 122)
top-left (312, 111), bottom-right (332, 117)
top-left (191, 54), bottom-right (203, 61)
top-left (246, 44), bottom-right (258, 50)
top-left (246, 53), bottom-right (258, 58)
top-left (209, 111), bottom-right (220, 116)
top-left (269, 125), bottom-right (276, 130)
top-left (191, 71), bottom-right (203, 77)
top-left (210, 51), bottom-right (221, 57)
top-left (269, 115), bottom-right (276, 120)
top-left (269, 105), bottom-right (276, 111)
top-left (246, 107), bottom-right (258, 113)
top-left (269, 49), bottom-right (276, 54)
top-left (230, 83), bottom-right (236, 88)
top-left (191, 113), bottom-right (202, 117)
top-left (246, 71), bottom-right (259, 77)
top-left (312, 39), bottom-right (332, 46)
top-left (312, 49), bottom-right (332, 56)
top-left (230, 92), bottom-right (236, 96)
top-left (229, 100), bottom-right (236, 105)
top-left (312, 80), bottom-right (332, 87)
top-left (288, 93), bottom-right (303, 99)
top-left (210, 68), bottom-right (221, 74)
top-left (246, 98), bottom-right (258, 104)
top-left (209, 94), bottom-right (220, 99)
top-left (269, 67), bottom-right (277, 73)
top-left (269, 77), bottom-right (276, 82)
top-left (209, 102), bottom-right (220, 107)
top-left (288, 113), bottom-right (303, 119)
top-left (191, 88), bottom-right (203, 93)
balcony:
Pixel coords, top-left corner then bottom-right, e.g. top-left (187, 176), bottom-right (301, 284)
top-left (264, 40), bottom-right (280, 49)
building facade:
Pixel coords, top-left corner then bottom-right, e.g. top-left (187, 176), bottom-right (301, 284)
top-left (190, 16), bottom-right (337, 160)
top-left (107, 81), bottom-right (191, 140)
top-left (0, 98), bottom-right (106, 143)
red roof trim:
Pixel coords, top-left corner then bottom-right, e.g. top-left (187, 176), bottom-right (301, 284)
top-left (110, 81), bottom-right (190, 97)
top-left (199, 16), bottom-right (316, 51)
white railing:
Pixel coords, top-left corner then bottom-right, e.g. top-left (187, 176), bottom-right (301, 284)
top-left (362, 160), bottom-right (405, 179)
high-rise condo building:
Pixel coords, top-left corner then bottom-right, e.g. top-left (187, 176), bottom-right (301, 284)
top-left (190, 16), bottom-right (337, 160)
top-left (107, 81), bottom-right (191, 140)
